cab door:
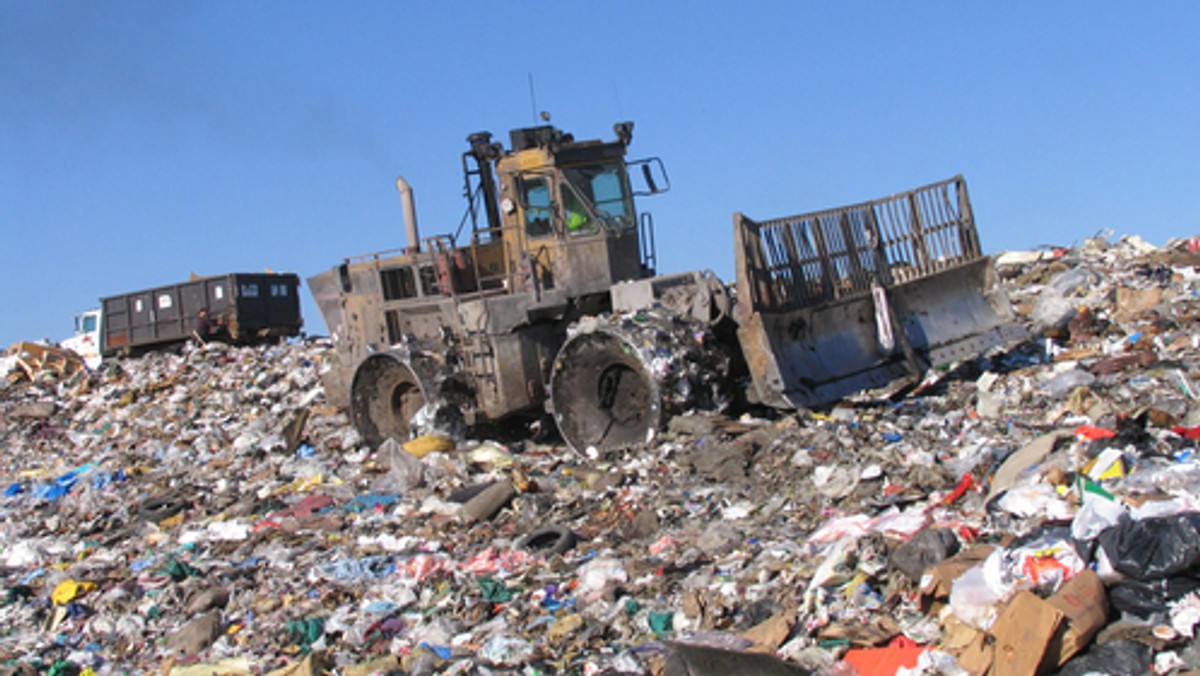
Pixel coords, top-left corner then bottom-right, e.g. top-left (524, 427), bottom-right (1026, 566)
top-left (506, 173), bottom-right (557, 295)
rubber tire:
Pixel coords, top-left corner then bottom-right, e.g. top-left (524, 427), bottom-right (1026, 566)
top-left (138, 496), bottom-right (189, 522)
top-left (518, 524), bottom-right (576, 556)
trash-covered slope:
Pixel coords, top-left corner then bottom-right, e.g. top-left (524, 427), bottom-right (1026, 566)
top-left (4, 234), bottom-right (1200, 675)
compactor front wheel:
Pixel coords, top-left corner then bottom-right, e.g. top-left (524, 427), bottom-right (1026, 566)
top-left (550, 314), bottom-right (732, 454)
top-left (551, 329), bottom-right (662, 454)
top-left (350, 352), bottom-right (429, 448)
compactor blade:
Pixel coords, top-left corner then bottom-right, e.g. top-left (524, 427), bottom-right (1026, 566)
top-left (733, 176), bottom-right (1027, 408)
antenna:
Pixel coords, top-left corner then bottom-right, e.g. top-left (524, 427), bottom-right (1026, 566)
top-left (528, 73), bottom-right (538, 125)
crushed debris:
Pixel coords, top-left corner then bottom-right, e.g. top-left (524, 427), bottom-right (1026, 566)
top-left (4, 342), bottom-right (85, 385)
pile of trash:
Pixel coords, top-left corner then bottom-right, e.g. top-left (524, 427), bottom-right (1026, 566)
top-left (5, 233), bottom-right (1200, 675)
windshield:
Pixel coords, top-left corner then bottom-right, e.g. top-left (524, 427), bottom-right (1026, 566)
top-left (562, 163), bottom-right (636, 231)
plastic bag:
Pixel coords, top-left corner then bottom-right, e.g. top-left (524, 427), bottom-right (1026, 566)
top-left (372, 438), bottom-right (424, 492)
top-left (1070, 477), bottom-right (1127, 541)
top-left (409, 402), bottom-right (466, 441)
top-left (1001, 528), bottom-right (1085, 596)
top-left (477, 634), bottom-right (535, 667)
top-left (891, 528), bottom-right (960, 582)
top-left (994, 482), bottom-right (1075, 521)
top-left (1108, 575), bottom-right (1200, 619)
top-left (576, 557), bottom-right (629, 602)
top-left (1044, 368), bottom-right (1096, 399)
top-left (948, 563), bottom-right (1007, 630)
top-left (1096, 512), bottom-right (1200, 580)
top-left (1032, 288), bottom-right (1076, 333)
top-left (1047, 267), bottom-right (1096, 296)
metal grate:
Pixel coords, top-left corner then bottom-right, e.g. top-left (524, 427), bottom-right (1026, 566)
top-left (739, 176), bottom-right (982, 312)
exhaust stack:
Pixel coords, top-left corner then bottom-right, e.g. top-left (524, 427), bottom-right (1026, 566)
top-left (395, 176), bottom-right (419, 253)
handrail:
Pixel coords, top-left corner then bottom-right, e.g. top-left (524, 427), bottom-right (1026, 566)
top-left (639, 212), bottom-right (657, 275)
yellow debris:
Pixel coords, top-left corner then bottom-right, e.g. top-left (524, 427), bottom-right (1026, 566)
top-left (51, 579), bottom-right (97, 606)
top-left (403, 434), bottom-right (456, 458)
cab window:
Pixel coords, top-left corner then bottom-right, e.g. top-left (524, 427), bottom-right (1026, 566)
top-left (562, 184), bottom-right (596, 237)
top-left (419, 265), bottom-right (439, 296)
top-left (563, 164), bottom-right (635, 230)
top-left (523, 178), bottom-right (553, 238)
top-left (380, 266), bottom-right (417, 300)
top-left (592, 171), bottom-right (630, 222)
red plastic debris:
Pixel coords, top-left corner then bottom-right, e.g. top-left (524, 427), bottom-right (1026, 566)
top-left (252, 520), bottom-right (282, 533)
top-left (843, 636), bottom-right (927, 676)
top-left (1074, 425), bottom-right (1117, 441)
top-left (1173, 426), bottom-right (1200, 440)
top-left (941, 473), bottom-right (976, 506)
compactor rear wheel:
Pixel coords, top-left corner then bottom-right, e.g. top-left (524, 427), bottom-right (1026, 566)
top-left (350, 352), bottom-right (429, 448)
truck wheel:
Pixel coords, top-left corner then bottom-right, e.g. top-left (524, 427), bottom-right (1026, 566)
top-left (350, 352), bottom-right (429, 448)
top-left (551, 329), bottom-right (659, 454)
top-left (551, 313), bottom-right (733, 455)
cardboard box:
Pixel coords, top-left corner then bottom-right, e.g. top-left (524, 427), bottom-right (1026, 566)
top-left (954, 629), bottom-right (995, 676)
top-left (990, 591), bottom-right (1064, 676)
top-left (1044, 569), bottom-right (1109, 668)
top-left (919, 544), bottom-right (995, 612)
top-left (938, 569), bottom-right (1108, 676)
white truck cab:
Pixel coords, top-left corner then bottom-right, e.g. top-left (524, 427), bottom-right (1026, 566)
top-left (61, 308), bottom-right (103, 370)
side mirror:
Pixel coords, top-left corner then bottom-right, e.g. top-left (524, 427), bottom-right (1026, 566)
top-left (628, 158), bottom-right (670, 196)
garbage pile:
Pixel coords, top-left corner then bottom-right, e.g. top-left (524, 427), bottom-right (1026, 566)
top-left (4, 233), bottom-right (1200, 675)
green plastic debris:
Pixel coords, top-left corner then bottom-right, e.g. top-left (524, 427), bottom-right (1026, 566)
top-left (3, 585), bottom-right (33, 606)
top-left (477, 576), bottom-right (518, 603)
top-left (161, 557), bottom-right (204, 582)
top-left (648, 610), bottom-right (673, 636)
top-left (286, 617), bottom-right (327, 652)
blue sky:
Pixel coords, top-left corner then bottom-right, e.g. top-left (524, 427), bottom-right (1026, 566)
top-left (3, 2), bottom-right (1198, 347)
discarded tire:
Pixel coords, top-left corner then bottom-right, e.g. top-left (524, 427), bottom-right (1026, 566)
top-left (518, 524), bottom-right (576, 556)
top-left (138, 496), bottom-right (189, 523)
